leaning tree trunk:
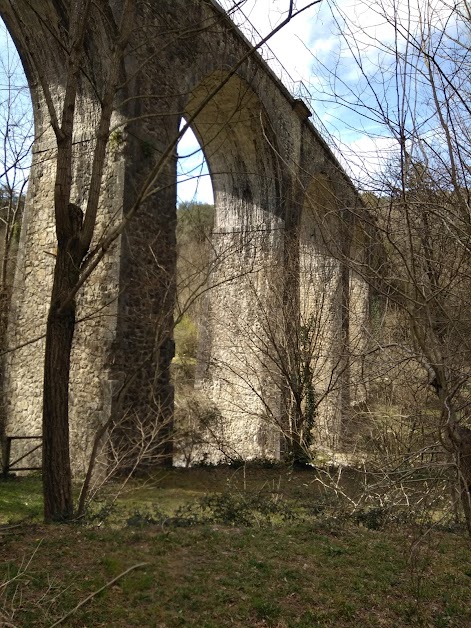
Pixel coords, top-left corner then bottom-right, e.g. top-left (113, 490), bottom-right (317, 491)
top-left (42, 204), bottom-right (83, 522)
top-left (448, 424), bottom-right (471, 538)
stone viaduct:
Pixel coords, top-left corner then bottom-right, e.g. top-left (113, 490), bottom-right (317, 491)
top-left (0, 0), bottom-right (368, 472)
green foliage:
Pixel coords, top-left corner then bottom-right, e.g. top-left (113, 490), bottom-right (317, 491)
top-left (173, 489), bottom-right (298, 527)
top-left (286, 316), bottom-right (318, 465)
top-left (177, 201), bottom-right (214, 244)
top-left (11, 221), bottom-right (21, 243)
top-left (121, 487), bottom-right (299, 529)
top-left (252, 596), bottom-right (281, 622)
top-left (174, 201), bottom-right (214, 365)
top-left (353, 506), bottom-right (388, 530)
top-left (0, 475), bottom-right (43, 524)
top-left (126, 506), bottom-right (167, 528)
top-left (369, 291), bottom-right (384, 329)
top-left (174, 314), bottom-right (198, 360)
top-left (108, 129), bottom-right (124, 151)
top-left (1, 512), bottom-right (471, 627)
top-left (80, 497), bottom-right (118, 525)
top-left (2, 470), bottom-right (471, 627)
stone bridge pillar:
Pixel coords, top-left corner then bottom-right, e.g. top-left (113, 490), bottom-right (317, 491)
top-left (188, 74), bottom-right (286, 462)
top-left (0, 0), bottom-right (180, 473)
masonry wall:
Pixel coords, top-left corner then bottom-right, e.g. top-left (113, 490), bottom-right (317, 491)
top-left (0, 1), bottom-right (126, 473)
top-left (1, 0), bottom-right (367, 473)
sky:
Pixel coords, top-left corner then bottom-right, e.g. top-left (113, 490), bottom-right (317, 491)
top-left (6, 3), bottom-right (322, 201)
top-left (179, 0), bottom-right (463, 200)
top-left (178, 0), bottom-right (393, 201)
top-left (0, 0), bottom-right (463, 200)
top-left (0, 22), bottom-right (33, 191)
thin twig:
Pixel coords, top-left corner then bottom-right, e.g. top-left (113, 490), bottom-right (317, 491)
top-left (49, 562), bottom-right (149, 627)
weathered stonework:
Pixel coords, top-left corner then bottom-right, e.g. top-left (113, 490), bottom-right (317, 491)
top-left (1, 0), bottom-right (367, 473)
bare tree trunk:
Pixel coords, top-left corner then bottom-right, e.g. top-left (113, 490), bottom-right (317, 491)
top-left (42, 204), bottom-right (83, 522)
top-left (459, 475), bottom-right (471, 537)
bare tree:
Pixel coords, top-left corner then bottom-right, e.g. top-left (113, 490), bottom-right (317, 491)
top-left (307, 0), bottom-right (471, 530)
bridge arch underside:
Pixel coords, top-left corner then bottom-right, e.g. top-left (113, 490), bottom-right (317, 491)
top-left (184, 72), bottom-right (287, 463)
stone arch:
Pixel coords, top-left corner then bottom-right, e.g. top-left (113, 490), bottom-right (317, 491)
top-left (182, 71), bottom-right (286, 462)
top-left (185, 70), bottom-right (282, 214)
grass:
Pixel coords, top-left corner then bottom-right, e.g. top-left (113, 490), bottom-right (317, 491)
top-left (0, 475), bottom-right (43, 523)
top-left (1, 467), bottom-right (470, 627)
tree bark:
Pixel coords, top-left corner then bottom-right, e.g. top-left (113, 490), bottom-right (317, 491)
top-left (42, 204), bottom-right (83, 522)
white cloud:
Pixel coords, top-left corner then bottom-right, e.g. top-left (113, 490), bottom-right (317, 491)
top-left (220, 0), bottom-right (321, 90)
top-left (1, 3), bottom-right (460, 201)
top-left (212, 0), bottom-right (407, 183)
top-left (339, 134), bottom-right (398, 187)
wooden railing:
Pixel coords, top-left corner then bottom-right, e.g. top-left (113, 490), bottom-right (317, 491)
top-left (2, 435), bottom-right (42, 477)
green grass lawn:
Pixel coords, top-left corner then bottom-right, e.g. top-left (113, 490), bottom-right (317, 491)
top-left (0, 475), bottom-right (43, 523)
top-left (1, 468), bottom-right (470, 627)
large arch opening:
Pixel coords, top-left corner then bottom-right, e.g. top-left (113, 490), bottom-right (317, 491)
top-left (173, 126), bottom-right (215, 467)
top-left (0, 21), bottom-right (33, 192)
top-left (0, 19), bottom-right (33, 310)
top-left (173, 70), bottom-right (286, 464)
top-left (177, 126), bottom-right (214, 205)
